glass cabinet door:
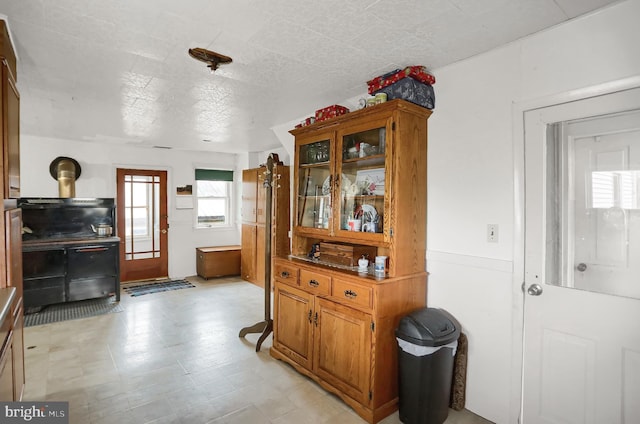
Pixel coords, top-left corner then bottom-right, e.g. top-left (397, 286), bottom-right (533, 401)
top-left (296, 137), bottom-right (333, 231)
top-left (335, 121), bottom-right (388, 239)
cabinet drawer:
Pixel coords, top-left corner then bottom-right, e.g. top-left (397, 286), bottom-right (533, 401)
top-left (274, 262), bottom-right (299, 286)
top-left (299, 269), bottom-right (331, 295)
top-left (332, 278), bottom-right (373, 309)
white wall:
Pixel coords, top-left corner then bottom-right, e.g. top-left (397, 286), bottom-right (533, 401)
top-left (20, 135), bottom-right (242, 279)
top-left (427, 1), bottom-right (640, 423)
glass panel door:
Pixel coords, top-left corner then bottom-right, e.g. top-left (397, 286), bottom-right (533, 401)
top-left (117, 168), bottom-right (168, 282)
top-left (296, 139), bottom-right (332, 230)
top-left (336, 123), bottom-right (387, 238)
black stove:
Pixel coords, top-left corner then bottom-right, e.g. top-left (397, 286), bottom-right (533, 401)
top-left (19, 198), bottom-right (120, 310)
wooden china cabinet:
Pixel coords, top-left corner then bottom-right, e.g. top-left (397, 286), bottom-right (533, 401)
top-left (270, 99), bottom-right (431, 423)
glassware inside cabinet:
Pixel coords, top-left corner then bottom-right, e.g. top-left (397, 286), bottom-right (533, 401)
top-left (297, 139), bottom-right (331, 229)
top-left (339, 127), bottom-right (386, 234)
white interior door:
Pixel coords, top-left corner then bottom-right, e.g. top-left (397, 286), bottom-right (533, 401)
top-left (523, 88), bottom-right (640, 424)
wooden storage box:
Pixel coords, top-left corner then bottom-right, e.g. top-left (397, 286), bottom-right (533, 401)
top-left (318, 242), bottom-right (376, 267)
top-left (196, 245), bottom-right (241, 279)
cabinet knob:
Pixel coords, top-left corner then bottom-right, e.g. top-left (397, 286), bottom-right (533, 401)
top-left (281, 271), bottom-right (290, 278)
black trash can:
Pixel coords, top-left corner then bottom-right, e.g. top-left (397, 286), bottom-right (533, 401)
top-left (395, 308), bottom-right (461, 424)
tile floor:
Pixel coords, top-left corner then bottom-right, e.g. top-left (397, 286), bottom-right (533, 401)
top-left (22, 276), bottom-right (493, 424)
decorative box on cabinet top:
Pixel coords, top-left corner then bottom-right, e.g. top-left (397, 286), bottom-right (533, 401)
top-left (315, 104), bottom-right (349, 122)
top-left (366, 66), bottom-right (435, 94)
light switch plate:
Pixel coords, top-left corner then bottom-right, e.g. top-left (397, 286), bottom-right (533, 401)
top-left (487, 224), bottom-right (498, 242)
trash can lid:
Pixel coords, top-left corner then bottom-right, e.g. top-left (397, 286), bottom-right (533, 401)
top-left (395, 308), bottom-right (460, 346)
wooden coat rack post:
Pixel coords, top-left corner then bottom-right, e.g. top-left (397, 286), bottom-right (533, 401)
top-left (239, 153), bottom-right (280, 351)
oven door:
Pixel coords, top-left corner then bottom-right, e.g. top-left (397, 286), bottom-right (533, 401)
top-left (66, 243), bottom-right (119, 302)
top-left (23, 249), bottom-right (66, 308)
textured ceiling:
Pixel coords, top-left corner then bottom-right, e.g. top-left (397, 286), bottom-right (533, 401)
top-left (0, 0), bottom-right (619, 153)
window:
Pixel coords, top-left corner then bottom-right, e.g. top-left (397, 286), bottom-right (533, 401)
top-left (124, 174), bottom-right (159, 238)
top-left (195, 169), bottom-right (233, 227)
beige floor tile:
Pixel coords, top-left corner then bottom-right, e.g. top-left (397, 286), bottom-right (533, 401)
top-left (22, 277), bottom-right (493, 424)
top-left (221, 404), bottom-right (272, 424)
top-left (129, 398), bottom-right (176, 423)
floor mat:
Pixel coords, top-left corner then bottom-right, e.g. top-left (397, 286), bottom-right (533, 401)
top-left (123, 279), bottom-right (195, 297)
top-left (24, 297), bottom-right (123, 327)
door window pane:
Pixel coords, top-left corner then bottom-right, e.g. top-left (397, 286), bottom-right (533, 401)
top-left (545, 111), bottom-right (640, 299)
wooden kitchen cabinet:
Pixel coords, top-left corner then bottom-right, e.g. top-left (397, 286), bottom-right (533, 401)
top-left (240, 164), bottom-right (290, 287)
top-left (271, 100), bottom-right (431, 423)
top-left (1, 19), bottom-right (20, 200)
top-left (271, 259), bottom-right (426, 423)
top-left (0, 19), bottom-right (23, 402)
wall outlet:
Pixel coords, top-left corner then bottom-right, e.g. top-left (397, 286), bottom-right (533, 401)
top-left (487, 224), bottom-right (499, 243)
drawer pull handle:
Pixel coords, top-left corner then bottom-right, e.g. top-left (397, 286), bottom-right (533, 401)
top-left (281, 271), bottom-right (290, 278)
top-left (308, 279), bottom-right (320, 287)
top-left (74, 247), bottom-right (109, 253)
top-left (314, 312), bottom-right (319, 327)
top-left (308, 309), bottom-right (312, 323)
top-left (344, 289), bottom-right (358, 299)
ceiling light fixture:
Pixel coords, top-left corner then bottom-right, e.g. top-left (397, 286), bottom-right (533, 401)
top-left (188, 48), bottom-right (232, 73)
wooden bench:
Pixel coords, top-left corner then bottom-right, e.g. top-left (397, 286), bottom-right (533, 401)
top-left (196, 245), bottom-right (241, 279)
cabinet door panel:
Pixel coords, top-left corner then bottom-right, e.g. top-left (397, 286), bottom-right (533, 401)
top-left (257, 170), bottom-right (266, 225)
top-left (12, 305), bottom-right (24, 401)
top-left (5, 209), bottom-right (22, 307)
top-left (241, 169), bottom-right (258, 223)
top-left (3, 62), bottom-right (20, 198)
top-left (335, 118), bottom-right (389, 242)
top-left (255, 225), bottom-right (265, 287)
top-left (314, 298), bottom-right (372, 404)
top-left (0, 332), bottom-right (13, 401)
top-left (294, 135), bottom-right (333, 235)
top-left (273, 284), bottom-right (314, 370)
top-left (241, 224), bottom-right (257, 282)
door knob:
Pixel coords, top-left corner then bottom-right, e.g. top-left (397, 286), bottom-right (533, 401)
top-left (576, 263), bottom-right (587, 272)
top-left (527, 284), bottom-right (543, 296)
